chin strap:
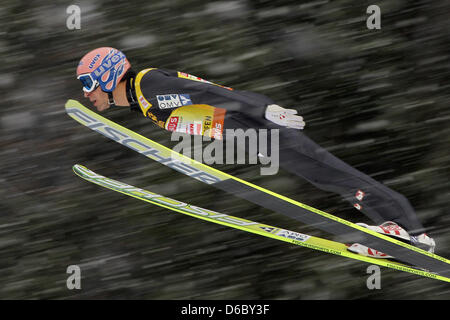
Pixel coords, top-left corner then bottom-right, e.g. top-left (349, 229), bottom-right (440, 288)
top-left (107, 91), bottom-right (116, 108)
top-left (105, 72), bottom-right (138, 109)
top-left (126, 75), bottom-right (139, 110)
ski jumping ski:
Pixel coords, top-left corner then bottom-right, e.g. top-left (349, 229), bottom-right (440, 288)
top-left (65, 99), bottom-right (450, 277)
top-left (73, 164), bottom-right (450, 283)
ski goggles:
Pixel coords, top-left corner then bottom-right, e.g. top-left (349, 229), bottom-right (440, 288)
top-left (77, 73), bottom-right (99, 93)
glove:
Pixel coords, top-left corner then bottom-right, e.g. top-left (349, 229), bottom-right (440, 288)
top-left (264, 104), bottom-right (305, 130)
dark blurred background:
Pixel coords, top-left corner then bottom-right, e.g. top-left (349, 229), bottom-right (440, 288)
top-left (0, 0), bottom-right (449, 299)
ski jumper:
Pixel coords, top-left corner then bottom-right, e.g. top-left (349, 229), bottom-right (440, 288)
top-left (129, 67), bottom-right (425, 235)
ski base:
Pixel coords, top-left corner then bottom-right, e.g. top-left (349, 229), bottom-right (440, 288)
top-left (73, 164), bottom-right (450, 283)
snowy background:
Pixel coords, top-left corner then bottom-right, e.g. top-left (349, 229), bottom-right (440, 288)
top-left (0, 0), bottom-right (449, 299)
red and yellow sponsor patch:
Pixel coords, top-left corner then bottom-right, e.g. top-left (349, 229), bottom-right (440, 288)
top-left (165, 104), bottom-right (226, 139)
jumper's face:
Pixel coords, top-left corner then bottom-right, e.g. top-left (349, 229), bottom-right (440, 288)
top-left (84, 87), bottom-right (110, 112)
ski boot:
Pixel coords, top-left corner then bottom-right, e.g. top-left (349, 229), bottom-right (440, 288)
top-left (347, 221), bottom-right (435, 258)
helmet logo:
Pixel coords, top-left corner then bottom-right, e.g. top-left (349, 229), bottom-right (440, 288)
top-left (92, 50), bottom-right (123, 77)
top-left (97, 54), bottom-right (125, 92)
top-left (86, 49), bottom-right (125, 92)
top-left (89, 54), bottom-right (101, 69)
top-left (94, 60), bottom-right (112, 77)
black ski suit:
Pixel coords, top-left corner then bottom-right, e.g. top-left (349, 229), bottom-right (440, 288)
top-left (128, 67), bottom-right (425, 235)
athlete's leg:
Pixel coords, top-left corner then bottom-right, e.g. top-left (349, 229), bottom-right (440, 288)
top-left (275, 129), bottom-right (425, 235)
top-left (223, 114), bottom-right (425, 235)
